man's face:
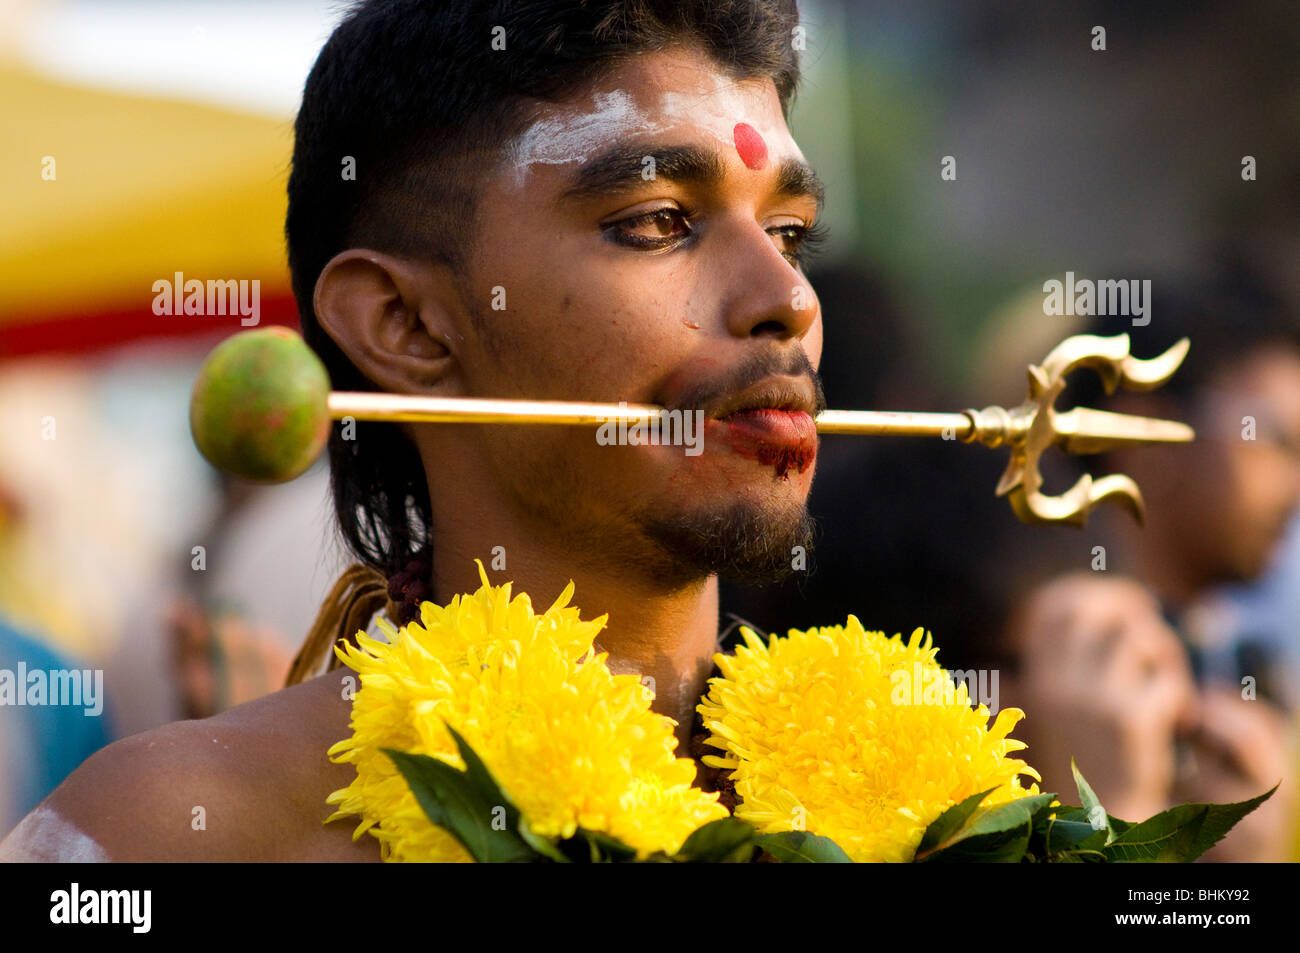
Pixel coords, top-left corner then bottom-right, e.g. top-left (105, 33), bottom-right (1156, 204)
top-left (429, 47), bottom-right (826, 585)
top-left (1191, 347), bottom-right (1300, 581)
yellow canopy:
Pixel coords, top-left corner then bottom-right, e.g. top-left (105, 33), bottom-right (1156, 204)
top-left (0, 61), bottom-right (295, 352)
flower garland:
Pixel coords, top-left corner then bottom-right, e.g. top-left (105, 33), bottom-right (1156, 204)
top-left (325, 561), bottom-right (1041, 862)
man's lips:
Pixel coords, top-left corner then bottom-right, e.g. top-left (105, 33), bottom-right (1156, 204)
top-left (705, 374), bottom-right (818, 422)
top-left (652, 367), bottom-right (822, 477)
top-left (709, 408), bottom-right (818, 478)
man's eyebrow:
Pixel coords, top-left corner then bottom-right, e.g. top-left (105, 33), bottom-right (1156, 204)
top-left (774, 156), bottom-right (825, 216)
top-left (559, 143), bottom-right (825, 215)
top-left (560, 144), bottom-right (725, 202)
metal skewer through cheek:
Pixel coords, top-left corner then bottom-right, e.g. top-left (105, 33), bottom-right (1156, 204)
top-left (330, 393), bottom-right (981, 435)
top-left (330, 393), bottom-right (977, 437)
top-left (326, 333), bottom-right (1195, 528)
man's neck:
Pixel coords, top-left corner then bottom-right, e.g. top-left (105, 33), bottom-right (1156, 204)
top-left (428, 543), bottom-right (721, 755)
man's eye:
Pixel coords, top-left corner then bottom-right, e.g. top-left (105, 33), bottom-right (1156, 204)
top-left (768, 225), bottom-right (806, 259)
top-left (604, 208), bottom-right (691, 247)
top-left (770, 220), bottom-right (828, 267)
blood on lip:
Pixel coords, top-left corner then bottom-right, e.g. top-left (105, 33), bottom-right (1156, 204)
top-left (720, 408), bottom-right (817, 479)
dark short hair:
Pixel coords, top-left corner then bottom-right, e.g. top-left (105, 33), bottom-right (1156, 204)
top-left (286, 0), bottom-right (802, 578)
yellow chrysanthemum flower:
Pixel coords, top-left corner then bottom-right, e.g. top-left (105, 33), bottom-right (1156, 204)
top-left (698, 619), bottom-right (1041, 863)
top-left (325, 560), bottom-right (728, 862)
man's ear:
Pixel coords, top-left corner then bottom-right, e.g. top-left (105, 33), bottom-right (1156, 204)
top-left (313, 249), bottom-right (459, 393)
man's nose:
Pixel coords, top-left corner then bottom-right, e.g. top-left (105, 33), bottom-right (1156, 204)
top-left (722, 225), bottom-right (819, 342)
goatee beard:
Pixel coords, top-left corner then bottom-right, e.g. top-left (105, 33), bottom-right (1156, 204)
top-left (640, 498), bottom-right (816, 587)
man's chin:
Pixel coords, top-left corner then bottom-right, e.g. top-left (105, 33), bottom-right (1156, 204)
top-left (639, 498), bottom-right (816, 587)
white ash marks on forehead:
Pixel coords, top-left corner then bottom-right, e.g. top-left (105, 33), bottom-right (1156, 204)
top-left (659, 90), bottom-right (763, 149)
top-left (503, 77), bottom-right (795, 188)
top-left (505, 90), bottom-right (668, 185)
top-left (658, 72), bottom-right (800, 161)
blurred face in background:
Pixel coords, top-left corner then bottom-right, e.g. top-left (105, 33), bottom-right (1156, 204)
top-left (1112, 342), bottom-right (1300, 594)
top-left (1197, 345), bottom-right (1300, 580)
top-left (1171, 344), bottom-right (1300, 584)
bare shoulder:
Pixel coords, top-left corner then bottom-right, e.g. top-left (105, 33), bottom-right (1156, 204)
top-left (0, 670), bottom-right (379, 862)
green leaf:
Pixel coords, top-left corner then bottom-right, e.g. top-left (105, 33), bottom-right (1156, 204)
top-left (384, 740), bottom-right (538, 863)
top-left (1101, 805), bottom-right (1204, 862)
top-left (1102, 785), bottom-right (1277, 863)
top-left (922, 825), bottom-right (1033, 863)
top-left (1052, 848), bottom-right (1108, 863)
top-left (915, 788), bottom-right (996, 856)
top-left (1048, 806), bottom-right (1089, 821)
top-left (1029, 796), bottom-right (1060, 825)
top-left (1044, 804), bottom-right (1127, 831)
top-left (443, 724), bottom-right (512, 802)
top-left (517, 820), bottom-right (570, 863)
top-left (960, 793), bottom-right (1058, 838)
top-left (576, 828), bottom-right (640, 863)
top-left (674, 818), bottom-right (758, 863)
top-left (1041, 818), bottom-right (1108, 855)
top-left (1071, 759), bottom-right (1115, 845)
top-left (914, 793), bottom-right (1056, 862)
top-left (754, 831), bottom-right (854, 863)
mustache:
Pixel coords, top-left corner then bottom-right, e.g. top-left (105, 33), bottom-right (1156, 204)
top-left (660, 348), bottom-right (827, 417)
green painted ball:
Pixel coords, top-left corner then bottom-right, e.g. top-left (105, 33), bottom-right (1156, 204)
top-left (189, 327), bottom-right (331, 482)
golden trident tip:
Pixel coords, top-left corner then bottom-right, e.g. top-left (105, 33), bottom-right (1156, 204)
top-left (978, 333), bottom-right (1192, 527)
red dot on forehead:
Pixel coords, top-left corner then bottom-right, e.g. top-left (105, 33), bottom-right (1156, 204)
top-left (733, 122), bottom-right (768, 171)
